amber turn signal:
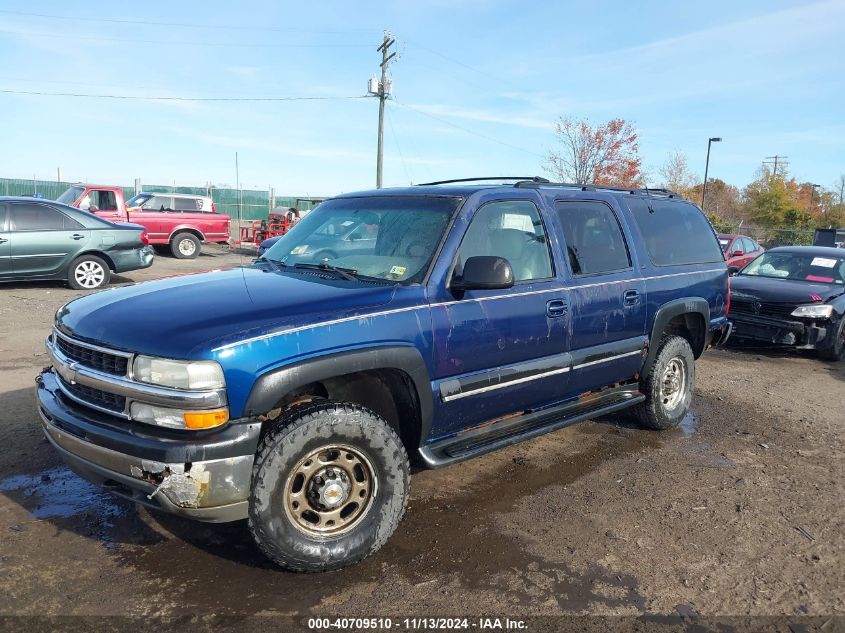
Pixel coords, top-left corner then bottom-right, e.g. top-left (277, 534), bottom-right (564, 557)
top-left (183, 409), bottom-right (229, 429)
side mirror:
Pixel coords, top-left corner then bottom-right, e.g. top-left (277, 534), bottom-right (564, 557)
top-left (731, 250), bottom-right (744, 257)
top-left (453, 256), bottom-right (514, 291)
top-left (727, 266), bottom-right (740, 276)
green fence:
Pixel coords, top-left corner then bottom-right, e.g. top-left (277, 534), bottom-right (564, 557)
top-left (0, 178), bottom-right (321, 222)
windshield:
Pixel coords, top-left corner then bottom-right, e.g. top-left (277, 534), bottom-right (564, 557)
top-left (741, 252), bottom-right (845, 284)
top-left (126, 193), bottom-right (153, 207)
top-left (262, 195), bottom-right (460, 283)
top-left (56, 186), bottom-right (84, 205)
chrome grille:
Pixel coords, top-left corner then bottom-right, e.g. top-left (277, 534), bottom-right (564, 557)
top-left (54, 332), bottom-right (129, 376)
top-left (58, 376), bottom-right (127, 414)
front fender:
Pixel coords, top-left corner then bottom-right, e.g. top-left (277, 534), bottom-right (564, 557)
top-left (243, 345), bottom-right (433, 442)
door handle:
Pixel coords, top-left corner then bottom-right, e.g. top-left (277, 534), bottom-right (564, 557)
top-left (623, 289), bottom-right (640, 306)
top-left (0, 237), bottom-right (7, 244)
top-left (546, 299), bottom-right (568, 318)
top-left (70, 234), bottom-right (85, 240)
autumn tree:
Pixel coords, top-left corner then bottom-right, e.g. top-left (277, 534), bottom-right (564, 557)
top-left (689, 178), bottom-right (743, 220)
top-left (658, 152), bottom-right (697, 199)
top-left (545, 117), bottom-right (642, 187)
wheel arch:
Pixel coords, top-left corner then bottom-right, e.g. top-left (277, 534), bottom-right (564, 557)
top-left (74, 250), bottom-right (116, 272)
top-left (642, 298), bottom-right (709, 376)
top-left (168, 226), bottom-right (206, 242)
top-left (244, 346), bottom-right (433, 455)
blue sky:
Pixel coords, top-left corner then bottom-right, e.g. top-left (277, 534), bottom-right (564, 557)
top-left (0, 0), bottom-right (843, 196)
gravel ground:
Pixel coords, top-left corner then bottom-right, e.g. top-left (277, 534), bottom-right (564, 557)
top-left (0, 245), bottom-right (842, 626)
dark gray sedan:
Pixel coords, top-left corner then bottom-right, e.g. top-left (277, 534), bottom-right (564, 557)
top-left (0, 197), bottom-right (154, 289)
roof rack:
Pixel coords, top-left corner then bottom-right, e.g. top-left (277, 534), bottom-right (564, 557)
top-left (415, 176), bottom-right (681, 198)
top-left (513, 180), bottom-right (680, 198)
top-left (417, 176), bottom-right (549, 186)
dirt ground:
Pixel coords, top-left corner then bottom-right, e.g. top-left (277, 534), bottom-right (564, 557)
top-left (0, 245), bottom-right (842, 625)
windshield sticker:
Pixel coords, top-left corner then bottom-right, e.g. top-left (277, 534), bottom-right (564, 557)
top-left (806, 275), bottom-right (834, 283)
top-left (389, 265), bottom-right (407, 277)
top-left (811, 257), bottom-right (837, 268)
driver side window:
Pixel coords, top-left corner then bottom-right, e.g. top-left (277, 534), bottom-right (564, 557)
top-left (457, 201), bottom-right (553, 282)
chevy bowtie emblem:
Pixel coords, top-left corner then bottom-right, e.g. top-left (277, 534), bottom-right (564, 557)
top-left (751, 300), bottom-right (762, 315)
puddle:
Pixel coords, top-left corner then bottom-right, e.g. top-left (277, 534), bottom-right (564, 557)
top-left (678, 411), bottom-right (699, 437)
top-left (0, 466), bottom-right (127, 522)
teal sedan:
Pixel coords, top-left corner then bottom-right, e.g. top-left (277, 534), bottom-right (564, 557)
top-left (0, 197), bottom-right (154, 290)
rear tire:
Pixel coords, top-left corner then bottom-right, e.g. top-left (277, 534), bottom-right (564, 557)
top-left (248, 401), bottom-right (410, 572)
top-left (632, 335), bottom-right (694, 430)
top-left (67, 255), bottom-right (111, 290)
top-left (170, 232), bottom-right (201, 259)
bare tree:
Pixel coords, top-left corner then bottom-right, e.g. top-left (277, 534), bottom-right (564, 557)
top-left (834, 173), bottom-right (845, 206)
top-left (658, 151), bottom-right (697, 197)
top-left (545, 117), bottom-right (642, 187)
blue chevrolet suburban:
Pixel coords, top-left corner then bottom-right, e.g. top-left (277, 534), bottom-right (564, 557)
top-left (37, 177), bottom-right (731, 571)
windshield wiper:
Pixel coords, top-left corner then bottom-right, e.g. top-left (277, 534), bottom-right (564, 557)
top-left (255, 256), bottom-right (286, 271)
top-left (293, 262), bottom-right (360, 281)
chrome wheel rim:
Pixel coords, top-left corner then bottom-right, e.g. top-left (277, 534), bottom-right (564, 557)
top-left (284, 445), bottom-right (377, 536)
top-left (660, 357), bottom-right (686, 411)
top-left (178, 238), bottom-right (197, 256)
top-left (74, 261), bottom-right (105, 288)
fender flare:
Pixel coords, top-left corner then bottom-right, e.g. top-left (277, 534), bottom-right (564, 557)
top-left (243, 345), bottom-right (433, 445)
top-left (642, 298), bottom-right (710, 375)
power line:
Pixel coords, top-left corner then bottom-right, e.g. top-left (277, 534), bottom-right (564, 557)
top-left (405, 39), bottom-right (524, 92)
top-left (0, 28), bottom-right (372, 48)
top-left (0, 88), bottom-right (369, 102)
top-left (392, 99), bottom-right (544, 159)
top-left (386, 106), bottom-right (412, 185)
top-left (0, 9), bottom-right (379, 35)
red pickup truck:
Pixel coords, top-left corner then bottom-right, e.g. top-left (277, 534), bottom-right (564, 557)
top-left (56, 184), bottom-right (230, 259)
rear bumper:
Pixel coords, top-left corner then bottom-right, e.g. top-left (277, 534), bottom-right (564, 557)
top-left (111, 245), bottom-right (155, 273)
top-left (729, 312), bottom-right (829, 349)
top-left (36, 369), bottom-right (259, 522)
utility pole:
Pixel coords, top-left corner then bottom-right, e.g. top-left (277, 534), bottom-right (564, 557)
top-left (369, 32), bottom-right (396, 189)
top-left (763, 155), bottom-right (788, 178)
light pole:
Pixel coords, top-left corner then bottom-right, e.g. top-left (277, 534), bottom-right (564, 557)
top-left (701, 137), bottom-right (722, 210)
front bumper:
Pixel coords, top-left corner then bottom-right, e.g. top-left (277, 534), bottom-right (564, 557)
top-left (37, 369), bottom-right (260, 522)
top-left (729, 312), bottom-right (829, 349)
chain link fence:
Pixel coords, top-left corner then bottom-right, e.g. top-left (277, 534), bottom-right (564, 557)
top-left (0, 177), bottom-right (323, 223)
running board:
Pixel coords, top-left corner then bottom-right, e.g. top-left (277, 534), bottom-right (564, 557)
top-left (418, 385), bottom-right (644, 468)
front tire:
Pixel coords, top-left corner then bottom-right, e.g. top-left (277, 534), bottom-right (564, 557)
top-left (632, 335), bottom-right (694, 430)
top-left (249, 401), bottom-right (410, 572)
top-left (67, 255), bottom-right (111, 290)
top-left (171, 232), bottom-right (201, 259)
top-left (819, 318), bottom-right (845, 362)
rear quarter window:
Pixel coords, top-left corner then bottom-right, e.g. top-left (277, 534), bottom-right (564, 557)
top-left (626, 198), bottom-right (723, 266)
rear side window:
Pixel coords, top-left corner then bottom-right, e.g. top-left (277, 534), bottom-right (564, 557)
top-left (555, 200), bottom-right (631, 275)
top-left (627, 198), bottom-right (723, 266)
top-left (174, 197), bottom-right (202, 211)
top-left (12, 203), bottom-right (81, 230)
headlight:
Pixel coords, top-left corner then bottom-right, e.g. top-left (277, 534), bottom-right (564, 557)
top-left (132, 356), bottom-right (225, 390)
top-left (130, 403), bottom-right (229, 430)
top-left (791, 304), bottom-right (833, 318)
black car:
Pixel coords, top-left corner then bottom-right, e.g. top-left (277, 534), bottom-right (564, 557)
top-left (728, 246), bottom-right (845, 360)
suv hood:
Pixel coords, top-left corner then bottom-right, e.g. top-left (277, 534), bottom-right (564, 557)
top-left (731, 275), bottom-right (845, 303)
top-left (56, 266), bottom-right (397, 358)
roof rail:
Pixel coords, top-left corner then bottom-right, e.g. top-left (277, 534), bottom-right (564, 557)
top-left (514, 180), bottom-right (680, 198)
top-left (417, 176), bottom-right (549, 186)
